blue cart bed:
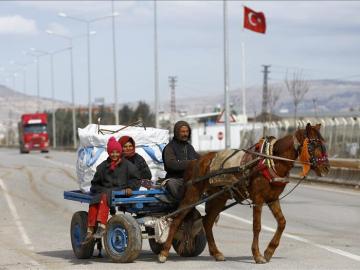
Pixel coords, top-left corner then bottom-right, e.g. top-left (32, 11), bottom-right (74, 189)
top-left (64, 189), bottom-right (176, 215)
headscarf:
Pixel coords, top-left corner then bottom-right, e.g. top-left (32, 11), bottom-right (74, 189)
top-left (107, 137), bottom-right (122, 171)
top-left (118, 135), bottom-right (136, 157)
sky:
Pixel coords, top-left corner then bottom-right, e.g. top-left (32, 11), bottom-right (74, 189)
top-left (0, 1), bottom-right (359, 110)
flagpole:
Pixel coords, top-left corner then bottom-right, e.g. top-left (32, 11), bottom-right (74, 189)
top-left (223, 0), bottom-right (231, 149)
top-left (241, 42), bottom-right (246, 116)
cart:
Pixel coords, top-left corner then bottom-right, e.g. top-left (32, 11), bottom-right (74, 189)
top-left (64, 189), bottom-right (207, 263)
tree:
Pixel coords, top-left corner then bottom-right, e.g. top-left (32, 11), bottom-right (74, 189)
top-left (119, 105), bottom-right (133, 125)
top-left (132, 101), bottom-right (155, 127)
top-left (268, 86), bottom-right (282, 121)
top-left (284, 70), bottom-right (310, 126)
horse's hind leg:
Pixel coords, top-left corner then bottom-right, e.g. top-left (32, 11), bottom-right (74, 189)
top-left (203, 195), bottom-right (228, 261)
top-left (264, 200), bottom-right (286, 262)
top-left (158, 190), bottom-right (201, 263)
top-left (158, 208), bottom-right (192, 263)
top-left (252, 203), bottom-right (267, 264)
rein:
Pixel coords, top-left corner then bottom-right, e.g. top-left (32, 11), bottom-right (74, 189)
top-left (222, 175), bottom-right (307, 209)
top-left (242, 148), bottom-right (311, 165)
top-left (185, 157), bottom-right (261, 187)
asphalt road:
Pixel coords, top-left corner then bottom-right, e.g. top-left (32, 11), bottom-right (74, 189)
top-left (0, 148), bottom-right (359, 270)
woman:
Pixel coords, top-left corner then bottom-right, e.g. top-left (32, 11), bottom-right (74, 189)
top-left (118, 135), bottom-right (152, 181)
top-left (83, 137), bottom-right (140, 243)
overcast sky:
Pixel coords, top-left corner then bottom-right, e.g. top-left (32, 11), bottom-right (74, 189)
top-left (0, 1), bottom-right (359, 109)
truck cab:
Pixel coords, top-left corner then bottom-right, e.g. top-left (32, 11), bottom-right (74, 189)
top-left (19, 113), bottom-right (49, 153)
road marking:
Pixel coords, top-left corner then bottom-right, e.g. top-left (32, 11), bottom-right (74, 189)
top-left (300, 183), bottom-right (360, 196)
top-left (208, 208), bottom-right (360, 262)
top-left (0, 178), bottom-right (41, 266)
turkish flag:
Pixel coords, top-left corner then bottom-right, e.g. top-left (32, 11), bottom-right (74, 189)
top-left (244, 6), bottom-right (266, 34)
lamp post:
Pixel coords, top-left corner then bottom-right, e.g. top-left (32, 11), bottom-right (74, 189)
top-left (26, 49), bottom-right (48, 112)
top-left (59, 11), bottom-right (119, 125)
top-left (154, 0), bottom-right (160, 128)
top-left (46, 30), bottom-right (86, 149)
top-left (28, 47), bottom-right (71, 149)
top-left (111, 0), bottom-right (119, 125)
top-left (10, 61), bottom-right (34, 112)
top-left (223, 0), bottom-right (231, 149)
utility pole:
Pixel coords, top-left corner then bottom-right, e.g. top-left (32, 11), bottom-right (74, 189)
top-left (169, 76), bottom-right (177, 125)
top-left (261, 65), bottom-right (271, 119)
top-left (262, 65), bottom-right (270, 137)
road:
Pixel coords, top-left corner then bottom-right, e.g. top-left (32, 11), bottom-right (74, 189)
top-left (0, 148), bottom-right (359, 270)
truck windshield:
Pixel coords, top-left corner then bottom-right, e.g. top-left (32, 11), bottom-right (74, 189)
top-left (24, 124), bottom-right (47, 134)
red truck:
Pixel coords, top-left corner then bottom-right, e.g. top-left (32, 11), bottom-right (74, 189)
top-left (18, 113), bottom-right (49, 153)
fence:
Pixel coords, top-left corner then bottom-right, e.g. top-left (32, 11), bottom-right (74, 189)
top-left (192, 116), bottom-right (360, 159)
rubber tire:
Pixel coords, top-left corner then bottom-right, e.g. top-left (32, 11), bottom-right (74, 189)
top-left (146, 227), bottom-right (163, 255)
top-left (70, 211), bottom-right (95, 259)
top-left (172, 209), bottom-right (207, 257)
top-left (104, 214), bottom-right (142, 263)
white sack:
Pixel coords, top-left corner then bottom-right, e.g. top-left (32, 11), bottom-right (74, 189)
top-left (76, 124), bottom-right (169, 192)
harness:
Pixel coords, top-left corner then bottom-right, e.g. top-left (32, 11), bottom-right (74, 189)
top-left (255, 137), bottom-right (289, 187)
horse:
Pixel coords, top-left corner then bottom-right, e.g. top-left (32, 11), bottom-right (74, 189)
top-left (158, 123), bottom-right (330, 263)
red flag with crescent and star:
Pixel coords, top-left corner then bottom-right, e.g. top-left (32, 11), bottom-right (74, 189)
top-left (243, 6), bottom-right (266, 34)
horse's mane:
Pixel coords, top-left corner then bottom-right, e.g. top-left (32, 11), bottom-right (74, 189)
top-left (272, 134), bottom-right (295, 157)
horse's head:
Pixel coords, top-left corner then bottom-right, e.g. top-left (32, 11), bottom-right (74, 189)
top-left (295, 123), bottom-right (330, 176)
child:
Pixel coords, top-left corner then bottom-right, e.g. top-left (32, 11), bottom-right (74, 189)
top-left (83, 137), bottom-right (140, 243)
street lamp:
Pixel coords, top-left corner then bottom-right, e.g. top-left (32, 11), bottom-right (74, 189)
top-left (46, 30), bottom-right (92, 149)
top-left (58, 11), bottom-right (119, 125)
top-left (9, 60), bottom-right (31, 108)
top-left (111, 0), bottom-right (119, 125)
top-left (154, 0), bottom-right (160, 128)
top-left (27, 47), bottom-right (71, 149)
top-left (25, 48), bottom-right (48, 112)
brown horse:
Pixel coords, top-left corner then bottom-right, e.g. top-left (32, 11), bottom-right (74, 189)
top-left (158, 123), bottom-right (330, 263)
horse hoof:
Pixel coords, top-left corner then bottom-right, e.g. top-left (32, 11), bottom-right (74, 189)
top-left (158, 254), bottom-right (167, 263)
top-left (264, 250), bottom-right (273, 262)
top-left (255, 255), bottom-right (267, 264)
top-left (214, 253), bottom-right (226, 261)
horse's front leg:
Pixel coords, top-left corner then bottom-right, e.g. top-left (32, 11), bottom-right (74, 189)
top-left (252, 203), bottom-right (267, 264)
top-left (203, 195), bottom-right (228, 261)
top-left (264, 200), bottom-right (286, 262)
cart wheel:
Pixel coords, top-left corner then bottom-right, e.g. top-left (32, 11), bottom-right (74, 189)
top-left (146, 227), bottom-right (163, 254)
top-left (172, 209), bottom-right (207, 257)
top-left (70, 211), bottom-right (95, 259)
top-left (104, 214), bottom-right (142, 263)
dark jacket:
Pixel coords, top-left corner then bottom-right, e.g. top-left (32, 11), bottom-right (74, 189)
top-left (162, 121), bottom-right (200, 179)
top-left (125, 153), bottom-right (152, 180)
top-left (90, 158), bottom-right (140, 205)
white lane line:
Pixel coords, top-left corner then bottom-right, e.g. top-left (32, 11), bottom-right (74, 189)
top-left (204, 207), bottom-right (360, 262)
top-left (300, 184), bottom-right (360, 196)
top-left (0, 178), bottom-right (33, 248)
top-left (0, 178), bottom-right (41, 266)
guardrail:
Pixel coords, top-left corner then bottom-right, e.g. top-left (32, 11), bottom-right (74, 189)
top-left (290, 158), bottom-right (360, 187)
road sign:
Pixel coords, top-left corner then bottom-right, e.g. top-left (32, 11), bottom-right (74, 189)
top-left (216, 110), bottom-right (236, 123)
top-left (217, 131), bottom-right (224, 141)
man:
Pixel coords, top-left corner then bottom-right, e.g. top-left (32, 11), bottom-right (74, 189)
top-left (162, 120), bottom-right (200, 201)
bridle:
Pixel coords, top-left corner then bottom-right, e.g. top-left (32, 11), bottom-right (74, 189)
top-left (296, 129), bottom-right (328, 169)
